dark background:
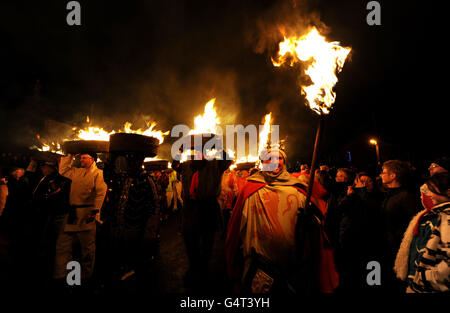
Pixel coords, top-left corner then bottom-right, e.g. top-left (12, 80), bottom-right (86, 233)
top-left (0, 0), bottom-right (445, 173)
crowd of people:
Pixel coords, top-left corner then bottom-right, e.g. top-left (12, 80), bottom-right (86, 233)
top-left (0, 148), bottom-right (448, 295)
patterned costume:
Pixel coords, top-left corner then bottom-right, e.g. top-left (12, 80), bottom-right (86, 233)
top-left (394, 202), bottom-right (450, 292)
top-left (101, 169), bottom-right (160, 281)
top-left (226, 164), bottom-right (339, 293)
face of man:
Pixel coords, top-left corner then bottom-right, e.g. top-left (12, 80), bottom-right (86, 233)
top-left (335, 170), bottom-right (348, 183)
top-left (11, 169), bottom-right (25, 180)
top-left (365, 176), bottom-right (374, 192)
top-left (429, 163), bottom-right (447, 176)
top-left (262, 151), bottom-right (284, 174)
top-left (40, 165), bottom-right (55, 176)
top-left (380, 166), bottom-right (396, 186)
top-left (356, 175), bottom-right (374, 191)
top-left (80, 154), bottom-right (94, 168)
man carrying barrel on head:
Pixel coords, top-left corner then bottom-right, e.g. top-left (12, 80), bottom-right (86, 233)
top-left (172, 142), bottom-right (232, 290)
top-left (54, 152), bottom-right (107, 287)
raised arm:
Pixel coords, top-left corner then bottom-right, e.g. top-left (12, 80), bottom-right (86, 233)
top-left (59, 154), bottom-right (76, 179)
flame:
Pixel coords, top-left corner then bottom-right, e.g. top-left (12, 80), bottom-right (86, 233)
top-left (120, 121), bottom-right (169, 144)
top-left (189, 98), bottom-right (220, 135)
top-left (258, 113), bottom-right (272, 157)
top-left (144, 157), bottom-right (162, 162)
top-left (33, 117), bottom-right (169, 154)
top-left (77, 127), bottom-right (114, 141)
top-left (180, 98), bottom-right (221, 162)
top-left (226, 113), bottom-right (271, 170)
top-left (180, 149), bottom-right (194, 163)
top-left (74, 118), bottom-right (169, 143)
top-left (272, 27), bottom-right (351, 115)
top-left (33, 135), bottom-right (64, 154)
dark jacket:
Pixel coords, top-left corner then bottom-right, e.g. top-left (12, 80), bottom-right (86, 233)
top-left (32, 171), bottom-right (71, 217)
top-left (324, 181), bottom-right (351, 249)
top-left (2, 175), bottom-right (32, 221)
top-left (381, 187), bottom-right (419, 263)
top-left (173, 156), bottom-right (232, 232)
top-left (173, 157), bottom-right (232, 202)
top-left (31, 171), bottom-right (71, 273)
top-left (103, 171), bottom-right (159, 237)
top-left (338, 187), bottom-right (383, 286)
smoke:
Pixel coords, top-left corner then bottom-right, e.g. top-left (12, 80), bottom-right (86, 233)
top-left (1, 0), bottom-right (328, 164)
top-left (241, 0), bottom-right (330, 163)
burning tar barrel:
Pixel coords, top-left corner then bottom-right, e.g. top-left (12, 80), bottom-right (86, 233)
top-left (235, 162), bottom-right (256, 171)
top-left (143, 159), bottom-right (169, 171)
top-left (109, 133), bottom-right (159, 157)
top-left (31, 150), bottom-right (62, 163)
top-left (62, 140), bottom-right (110, 154)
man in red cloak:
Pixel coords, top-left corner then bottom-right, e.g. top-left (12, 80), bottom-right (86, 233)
top-left (225, 148), bottom-right (339, 293)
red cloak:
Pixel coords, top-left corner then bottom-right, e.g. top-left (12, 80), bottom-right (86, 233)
top-left (225, 180), bottom-right (339, 293)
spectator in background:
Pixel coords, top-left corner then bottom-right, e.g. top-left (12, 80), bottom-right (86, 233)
top-left (31, 158), bottom-right (71, 287)
top-left (2, 167), bottom-right (33, 237)
top-left (316, 164), bottom-right (334, 193)
top-left (336, 172), bottom-right (383, 292)
top-left (324, 168), bottom-right (354, 250)
top-left (394, 172), bottom-right (450, 292)
top-left (428, 157), bottom-right (449, 176)
top-left (0, 166), bottom-right (33, 291)
top-left (420, 157), bottom-right (449, 211)
top-left (379, 160), bottom-right (420, 293)
top-left (300, 164), bottom-right (310, 175)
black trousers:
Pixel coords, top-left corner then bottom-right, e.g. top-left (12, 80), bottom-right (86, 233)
top-left (182, 198), bottom-right (219, 275)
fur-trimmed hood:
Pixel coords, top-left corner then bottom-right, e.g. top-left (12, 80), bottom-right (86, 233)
top-left (394, 208), bottom-right (427, 280)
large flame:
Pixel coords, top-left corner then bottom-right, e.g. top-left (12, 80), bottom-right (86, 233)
top-left (121, 121), bottom-right (169, 144)
top-left (189, 98), bottom-right (220, 135)
top-left (227, 113), bottom-right (271, 170)
top-left (72, 118), bottom-right (169, 143)
top-left (258, 113), bottom-right (272, 157)
top-left (272, 27), bottom-right (351, 115)
top-left (34, 135), bottom-right (63, 154)
top-left (34, 116), bottom-right (169, 153)
top-left (77, 126), bottom-right (114, 141)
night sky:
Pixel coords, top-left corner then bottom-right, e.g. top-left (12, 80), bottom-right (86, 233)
top-left (0, 0), bottom-right (444, 171)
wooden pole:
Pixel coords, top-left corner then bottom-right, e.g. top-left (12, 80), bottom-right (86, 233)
top-left (305, 116), bottom-right (325, 210)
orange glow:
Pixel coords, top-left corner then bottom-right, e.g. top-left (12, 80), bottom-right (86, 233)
top-left (189, 98), bottom-right (220, 135)
top-left (272, 27), bottom-right (351, 115)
